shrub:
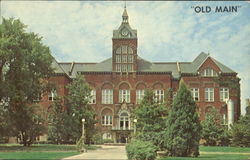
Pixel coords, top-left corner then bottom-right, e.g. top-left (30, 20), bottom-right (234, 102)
top-left (218, 128), bottom-right (231, 146)
top-left (103, 139), bottom-right (113, 143)
top-left (92, 133), bottom-right (103, 144)
top-left (126, 139), bottom-right (157, 160)
top-left (231, 111), bottom-right (250, 147)
top-left (201, 108), bottom-right (224, 146)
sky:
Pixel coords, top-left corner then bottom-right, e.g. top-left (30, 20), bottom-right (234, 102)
top-left (1, 1), bottom-right (250, 114)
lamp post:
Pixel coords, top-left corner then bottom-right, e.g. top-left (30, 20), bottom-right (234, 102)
top-left (133, 119), bottom-right (137, 135)
top-left (81, 118), bottom-right (86, 152)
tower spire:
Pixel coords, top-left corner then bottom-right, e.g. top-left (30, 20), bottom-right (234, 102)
top-left (122, 2), bottom-right (128, 23)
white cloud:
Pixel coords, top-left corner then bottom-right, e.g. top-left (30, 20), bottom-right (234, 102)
top-left (2, 1), bottom-right (250, 114)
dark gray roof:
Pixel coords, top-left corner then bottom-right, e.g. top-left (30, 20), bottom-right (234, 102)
top-left (179, 52), bottom-right (235, 74)
top-left (52, 52), bottom-right (236, 79)
top-left (211, 57), bottom-right (235, 73)
top-left (137, 57), bottom-right (180, 78)
top-left (51, 58), bottom-right (66, 74)
top-left (58, 58), bottom-right (112, 78)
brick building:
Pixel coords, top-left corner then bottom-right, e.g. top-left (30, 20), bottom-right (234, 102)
top-left (40, 8), bottom-right (240, 143)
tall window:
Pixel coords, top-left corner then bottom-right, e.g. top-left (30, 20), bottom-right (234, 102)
top-left (190, 88), bottom-right (199, 101)
top-left (89, 90), bottom-right (96, 104)
top-left (116, 55), bottom-right (121, 63)
top-left (128, 55), bottom-right (133, 63)
top-left (120, 112), bottom-right (129, 130)
top-left (102, 115), bottom-right (113, 126)
top-left (102, 89), bottom-right (113, 104)
top-left (115, 45), bottom-right (133, 72)
top-left (127, 64), bottom-right (133, 71)
top-left (202, 68), bottom-right (218, 77)
top-left (220, 88), bottom-right (229, 102)
top-left (154, 90), bottom-right (164, 103)
top-left (48, 89), bottom-right (57, 101)
top-left (119, 90), bottom-right (130, 103)
top-left (205, 88), bottom-right (214, 102)
top-left (136, 90), bottom-right (145, 104)
top-left (122, 55), bottom-right (127, 63)
top-left (116, 64), bottom-right (121, 72)
top-left (122, 64), bottom-right (127, 72)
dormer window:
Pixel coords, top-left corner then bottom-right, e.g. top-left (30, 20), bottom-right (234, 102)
top-left (201, 68), bottom-right (218, 77)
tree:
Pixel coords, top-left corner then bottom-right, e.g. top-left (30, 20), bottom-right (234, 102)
top-left (0, 18), bottom-right (54, 146)
top-left (134, 90), bottom-right (169, 150)
top-left (231, 106), bottom-right (250, 147)
top-left (201, 108), bottom-right (225, 146)
top-left (48, 96), bottom-right (71, 144)
top-left (16, 104), bottom-right (46, 146)
top-left (65, 74), bottom-right (96, 144)
top-left (0, 102), bottom-right (12, 141)
top-left (165, 82), bottom-right (201, 157)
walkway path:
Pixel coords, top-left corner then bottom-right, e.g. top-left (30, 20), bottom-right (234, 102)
top-left (62, 145), bottom-right (127, 160)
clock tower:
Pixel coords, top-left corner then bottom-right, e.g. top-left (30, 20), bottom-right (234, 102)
top-left (112, 7), bottom-right (138, 73)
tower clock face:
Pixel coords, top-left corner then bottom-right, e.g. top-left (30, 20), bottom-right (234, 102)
top-left (121, 28), bottom-right (129, 36)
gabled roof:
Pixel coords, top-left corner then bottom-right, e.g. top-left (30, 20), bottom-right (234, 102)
top-left (52, 52), bottom-right (236, 79)
top-left (51, 57), bottom-right (66, 74)
top-left (179, 52), bottom-right (236, 74)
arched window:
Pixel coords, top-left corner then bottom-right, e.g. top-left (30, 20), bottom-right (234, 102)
top-left (101, 83), bottom-right (113, 104)
top-left (119, 112), bottom-right (130, 130)
top-left (119, 83), bottom-right (130, 103)
top-left (115, 45), bottom-right (134, 72)
top-left (153, 83), bottom-right (164, 103)
top-left (201, 68), bottom-right (218, 77)
top-left (101, 108), bottom-right (113, 126)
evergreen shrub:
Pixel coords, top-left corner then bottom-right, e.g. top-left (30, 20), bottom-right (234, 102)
top-left (126, 139), bottom-right (157, 160)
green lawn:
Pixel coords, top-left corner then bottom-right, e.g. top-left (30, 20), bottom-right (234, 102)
top-left (200, 146), bottom-right (250, 153)
top-left (159, 146), bottom-right (250, 160)
top-left (0, 144), bottom-right (99, 159)
top-left (0, 152), bottom-right (79, 160)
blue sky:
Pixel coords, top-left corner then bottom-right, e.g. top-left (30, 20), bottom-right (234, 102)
top-left (1, 1), bottom-right (250, 114)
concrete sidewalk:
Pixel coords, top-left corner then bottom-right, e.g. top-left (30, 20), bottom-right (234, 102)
top-left (62, 145), bottom-right (127, 160)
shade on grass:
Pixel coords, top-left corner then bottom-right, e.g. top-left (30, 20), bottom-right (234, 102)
top-left (0, 144), bottom-right (100, 159)
top-left (0, 144), bottom-right (76, 152)
top-left (0, 151), bottom-right (79, 160)
top-left (200, 146), bottom-right (250, 153)
top-left (0, 144), bottom-right (99, 152)
top-left (159, 146), bottom-right (250, 160)
top-left (159, 154), bottom-right (249, 160)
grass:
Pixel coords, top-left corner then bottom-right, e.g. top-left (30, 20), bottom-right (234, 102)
top-left (200, 146), bottom-right (250, 153)
top-left (159, 146), bottom-right (250, 160)
top-left (0, 152), bottom-right (79, 159)
top-left (0, 144), bottom-right (100, 159)
top-left (159, 154), bottom-right (249, 160)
